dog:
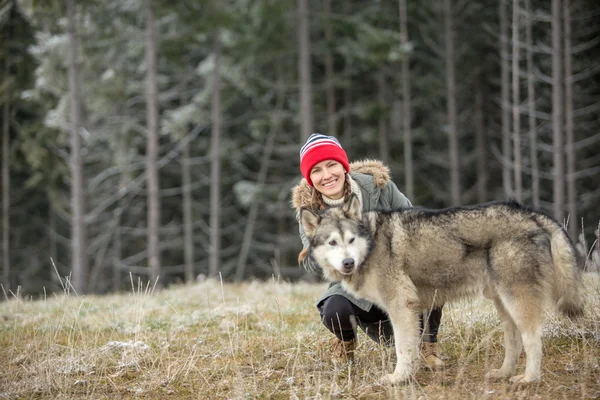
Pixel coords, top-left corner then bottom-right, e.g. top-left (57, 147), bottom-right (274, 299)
top-left (300, 194), bottom-right (584, 384)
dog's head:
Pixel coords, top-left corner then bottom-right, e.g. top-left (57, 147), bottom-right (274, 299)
top-left (300, 194), bottom-right (373, 280)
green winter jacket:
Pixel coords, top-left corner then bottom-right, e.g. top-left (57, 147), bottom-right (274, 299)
top-left (292, 159), bottom-right (412, 311)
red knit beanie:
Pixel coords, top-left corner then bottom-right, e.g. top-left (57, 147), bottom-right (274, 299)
top-left (300, 133), bottom-right (350, 187)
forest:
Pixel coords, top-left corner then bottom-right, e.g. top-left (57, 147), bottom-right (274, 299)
top-left (1, 0), bottom-right (599, 296)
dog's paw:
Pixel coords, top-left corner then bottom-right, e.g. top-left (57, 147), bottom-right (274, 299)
top-left (508, 374), bottom-right (540, 384)
top-left (380, 372), bottom-right (410, 386)
top-left (486, 369), bottom-right (511, 380)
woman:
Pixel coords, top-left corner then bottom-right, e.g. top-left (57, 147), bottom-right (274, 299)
top-left (292, 133), bottom-right (444, 369)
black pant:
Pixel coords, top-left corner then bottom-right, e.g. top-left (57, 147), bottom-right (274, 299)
top-left (318, 295), bottom-right (442, 345)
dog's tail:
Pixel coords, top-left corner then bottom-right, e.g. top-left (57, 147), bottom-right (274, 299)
top-left (548, 224), bottom-right (585, 319)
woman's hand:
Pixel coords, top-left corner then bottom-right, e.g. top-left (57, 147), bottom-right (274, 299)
top-left (298, 248), bottom-right (309, 266)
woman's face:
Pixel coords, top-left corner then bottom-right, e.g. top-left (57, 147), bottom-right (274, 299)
top-left (310, 159), bottom-right (346, 199)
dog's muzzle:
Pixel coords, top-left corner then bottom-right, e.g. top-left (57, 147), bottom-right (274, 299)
top-left (341, 258), bottom-right (355, 274)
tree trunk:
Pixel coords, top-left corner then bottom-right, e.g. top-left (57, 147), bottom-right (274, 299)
top-left (552, 0), bottom-right (565, 223)
top-left (49, 196), bottom-right (59, 291)
top-left (2, 45), bottom-right (9, 290)
top-left (512, 0), bottom-right (522, 202)
top-left (113, 206), bottom-right (121, 292)
top-left (297, 0), bottom-right (313, 141)
top-left (525, 0), bottom-right (540, 209)
top-left (234, 66), bottom-right (284, 282)
top-left (342, 0), bottom-right (352, 152)
top-left (209, 33), bottom-right (222, 279)
top-left (182, 142), bottom-right (194, 283)
top-left (500, 0), bottom-right (512, 199)
top-left (66, 0), bottom-right (88, 294)
top-left (324, 0), bottom-right (336, 136)
top-left (444, 0), bottom-right (461, 205)
top-left (2, 4), bottom-right (10, 291)
top-left (563, 0), bottom-right (576, 238)
top-left (475, 69), bottom-right (487, 203)
top-left (343, 86), bottom-right (352, 152)
top-left (399, 0), bottom-right (414, 200)
top-left (235, 115), bottom-right (280, 282)
top-left (145, 0), bottom-right (161, 285)
top-left (376, 72), bottom-right (389, 165)
top-left (113, 134), bottom-right (128, 292)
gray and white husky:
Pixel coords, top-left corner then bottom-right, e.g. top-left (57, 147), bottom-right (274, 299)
top-left (300, 194), bottom-right (583, 385)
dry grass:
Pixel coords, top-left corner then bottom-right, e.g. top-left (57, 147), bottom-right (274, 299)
top-left (0, 274), bottom-right (599, 399)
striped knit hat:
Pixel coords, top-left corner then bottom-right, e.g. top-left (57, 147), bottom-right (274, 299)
top-left (299, 133), bottom-right (350, 187)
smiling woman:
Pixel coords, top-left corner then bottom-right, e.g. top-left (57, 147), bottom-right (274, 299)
top-left (298, 134), bottom-right (353, 210)
top-left (292, 133), bottom-right (446, 370)
top-left (310, 160), bottom-right (346, 199)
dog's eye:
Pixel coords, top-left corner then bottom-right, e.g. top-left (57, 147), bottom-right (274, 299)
top-left (349, 237), bottom-right (355, 244)
top-left (329, 240), bottom-right (337, 246)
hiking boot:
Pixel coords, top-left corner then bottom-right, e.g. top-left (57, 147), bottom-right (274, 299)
top-left (329, 337), bottom-right (357, 363)
top-left (421, 342), bottom-right (445, 370)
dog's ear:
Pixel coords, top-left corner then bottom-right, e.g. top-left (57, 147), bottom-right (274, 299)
top-left (343, 193), bottom-right (362, 220)
top-left (300, 208), bottom-right (320, 238)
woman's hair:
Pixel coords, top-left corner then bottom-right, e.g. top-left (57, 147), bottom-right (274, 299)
top-left (309, 174), bottom-right (352, 211)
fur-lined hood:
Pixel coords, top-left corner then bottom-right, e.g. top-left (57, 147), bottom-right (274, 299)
top-left (291, 159), bottom-right (390, 210)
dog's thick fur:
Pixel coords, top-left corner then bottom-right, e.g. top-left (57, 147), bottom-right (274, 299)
top-left (300, 195), bottom-right (584, 384)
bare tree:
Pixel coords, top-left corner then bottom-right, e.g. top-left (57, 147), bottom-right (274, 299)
top-left (209, 33), bottom-right (222, 279)
top-left (475, 68), bottom-right (487, 203)
top-left (324, 0), bottom-right (336, 136)
top-left (2, 26), bottom-right (9, 289)
top-left (444, 0), bottom-right (461, 205)
top-left (172, 75), bottom-right (195, 284)
top-left (66, 0), bottom-right (88, 293)
top-left (552, 0), bottom-right (565, 222)
top-left (49, 200), bottom-right (59, 290)
top-left (512, 0), bottom-right (522, 202)
top-left (1, 1), bottom-right (11, 291)
top-left (563, 0), bottom-right (576, 238)
top-left (235, 103), bottom-right (282, 282)
top-left (182, 141), bottom-right (194, 283)
top-left (343, 85), bottom-right (352, 152)
top-left (525, 0), bottom-right (540, 209)
top-left (342, 0), bottom-right (352, 152)
top-left (297, 0), bottom-right (313, 141)
top-left (113, 203), bottom-right (122, 292)
top-left (376, 71), bottom-right (389, 165)
top-left (113, 133), bottom-right (129, 292)
top-left (144, 0), bottom-right (161, 285)
top-left (500, 0), bottom-right (512, 199)
top-left (399, 0), bottom-right (414, 200)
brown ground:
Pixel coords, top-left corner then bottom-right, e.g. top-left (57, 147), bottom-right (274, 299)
top-left (0, 277), bottom-right (598, 399)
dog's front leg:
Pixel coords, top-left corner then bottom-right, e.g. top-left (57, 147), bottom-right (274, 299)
top-left (381, 302), bottom-right (420, 385)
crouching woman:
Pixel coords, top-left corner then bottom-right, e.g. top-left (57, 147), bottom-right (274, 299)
top-left (292, 133), bottom-right (444, 369)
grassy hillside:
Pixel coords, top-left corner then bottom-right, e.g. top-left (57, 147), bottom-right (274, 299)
top-left (1, 274), bottom-right (599, 399)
